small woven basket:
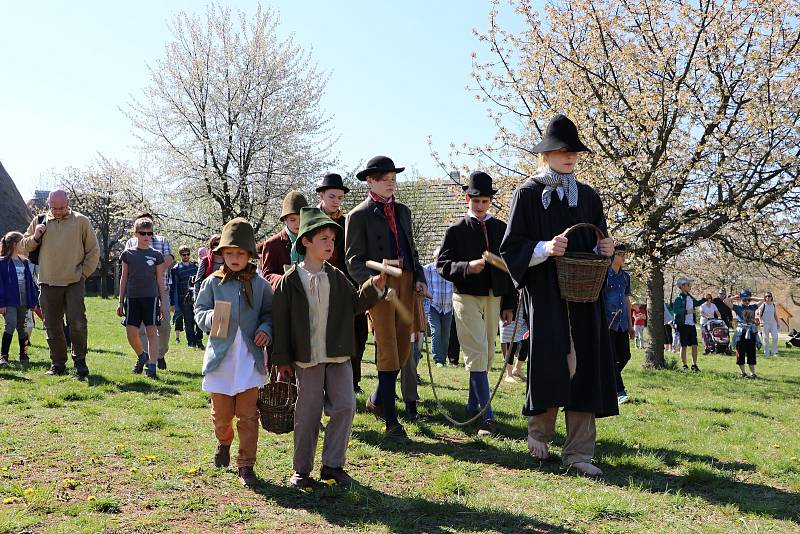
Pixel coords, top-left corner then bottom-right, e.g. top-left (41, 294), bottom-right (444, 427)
top-left (257, 368), bottom-right (297, 435)
top-left (554, 223), bottom-right (611, 303)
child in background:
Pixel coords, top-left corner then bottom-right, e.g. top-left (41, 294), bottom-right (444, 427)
top-left (117, 218), bottom-right (166, 379)
top-left (0, 232), bottom-right (39, 366)
top-left (632, 303), bottom-right (647, 349)
top-left (733, 309), bottom-right (761, 379)
top-left (272, 208), bottom-right (385, 488)
top-left (194, 218), bottom-right (273, 487)
top-left (500, 295), bottom-right (528, 383)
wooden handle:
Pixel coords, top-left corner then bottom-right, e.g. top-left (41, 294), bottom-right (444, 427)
top-left (481, 251), bottom-right (509, 273)
top-left (561, 222), bottom-right (606, 240)
top-left (366, 260), bottom-right (402, 278)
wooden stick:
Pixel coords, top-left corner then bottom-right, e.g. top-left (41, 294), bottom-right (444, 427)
top-left (366, 260), bottom-right (402, 278)
top-left (482, 251), bottom-right (510, 273)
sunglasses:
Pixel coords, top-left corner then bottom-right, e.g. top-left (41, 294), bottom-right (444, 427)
top-left (137, 231), bottom-right (154, 236)
top-left (180, 252), bottom-right (190, 256)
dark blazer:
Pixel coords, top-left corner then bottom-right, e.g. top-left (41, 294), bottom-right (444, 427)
top-left (328, 213), bottom-right (348, 274)
top-left (345, 197), bottom-right (425, 285)
top-left (271, 263), bottom-right (382, 365)
top-left (260, 229), bottom-right (292, 288)
top-left (437, 215), bottom-right (516, 311)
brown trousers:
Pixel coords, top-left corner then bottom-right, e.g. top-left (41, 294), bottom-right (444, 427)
top-left (370, 271), bottom-right (415, 371)
top-left (527, 409), bottom-right (596, 466)
top-left (210, 387), bottom-right (260, 468)
top-left (293, 361), bottom-right (355, 474)
top-left (39, 280), bottom-right (88, 365)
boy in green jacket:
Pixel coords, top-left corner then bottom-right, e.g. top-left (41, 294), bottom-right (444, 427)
top-left (672, 277), bottom-right (703, 372)
top-left (272, 207), bottom-right (386, 489)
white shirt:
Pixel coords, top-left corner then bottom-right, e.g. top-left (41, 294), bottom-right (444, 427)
top-left (295, 264), bottom-right (348, 368)
top-left (700, 302), bottom-right (719, 324)
top-left (685, 295), bottom-right (695, 326)
top-left (202, 328), bottom-right (266, 396)
top-left (760, 302), bottom-right (778, 324)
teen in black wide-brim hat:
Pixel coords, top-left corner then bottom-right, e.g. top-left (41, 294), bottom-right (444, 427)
top-left (462, 171), bottom-right (498, 197)
top-left (531, 114), bottom-right (591, 154)
top-left (356, 156), bottom-right (405, 181)
top-left (315, 173), bottom-right (350, 194)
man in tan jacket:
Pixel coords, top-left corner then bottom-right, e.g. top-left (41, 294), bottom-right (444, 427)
top-left (22, 190), bottom-right (99, 378)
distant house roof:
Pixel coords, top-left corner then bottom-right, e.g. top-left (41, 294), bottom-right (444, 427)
top-left (27, 189), bottom-right (50, 213)
top-left (0, 161), bottom-right (32, 236)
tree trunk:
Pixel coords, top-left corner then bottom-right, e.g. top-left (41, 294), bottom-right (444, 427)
top-left (643, 261), bottom-right (667, 368)
top-left (99, 257), bottom-right (109, 299)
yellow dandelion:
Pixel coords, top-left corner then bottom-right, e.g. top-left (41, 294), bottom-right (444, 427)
top-left (87, 495), bottom-right (96, 501)
top-left (147, 474), bottom-right (154, 479)
top-left (0, 467), bottom-right (9, 472)
top-left (130, 467), bottom-right (138, 473)
top-left (301, 486), bottom-right (313, 493)
top-left (187, 468), bottom-right (198, 475)
top-left (23, 488), bottom-right (33, 496)
top-left (323, 478), bottom-right (336, 486)
top-left (773, 444), bottom-right (781, 449)
top-left (3, 497), bottom-right (15, 504)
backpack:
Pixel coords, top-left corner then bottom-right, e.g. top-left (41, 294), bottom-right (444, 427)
top-left (27, 214), bottom-right (47, 265)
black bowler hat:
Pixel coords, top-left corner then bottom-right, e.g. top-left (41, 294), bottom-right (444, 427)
top-left (462, 171), bottom-right (498, 197)
top-left (315, 173), bottom-right (350, 194)
top-left (356, 155), bottom-right (405, 181)
top-left (531, 114), bottom-right (591, 154)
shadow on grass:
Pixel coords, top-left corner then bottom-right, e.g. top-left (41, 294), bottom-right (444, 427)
top-left (86, 374), bottom-right (115, 388)
top-left (352, 428), bottom-right (535, 471)
top-left (0, 370), bottom-right (30, 381)
top-left (249, 477), bottom-right (577, 533)
top-left (597, 439), bottom-right (799, 523)
top-left (702, 405), bottom-right (773, 419)
top-left (168, 370), bottom-right (204, 380)
top-left (88, 347), bottom-right (126, 356)
top-left (117, 380), bottom-right (180, 396)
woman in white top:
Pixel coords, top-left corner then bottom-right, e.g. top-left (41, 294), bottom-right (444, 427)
top-left (699, 293), bottom-right (721, 354)
top-left (756, 292), bottom-right (779, 356)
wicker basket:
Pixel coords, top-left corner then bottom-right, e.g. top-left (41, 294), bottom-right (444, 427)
top-left (257, 369), bottom-right (297, 434)
top-left (554, 223), bottom-right (611, 303)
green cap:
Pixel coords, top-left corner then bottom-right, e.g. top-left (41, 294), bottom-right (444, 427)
top-left (214, 217), bottom-right (257, 258)
top-left (296, 207), bottom-right (342, 255)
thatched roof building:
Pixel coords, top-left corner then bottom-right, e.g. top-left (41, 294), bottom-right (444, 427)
top-left (0, 161), bottom-right (31, 236)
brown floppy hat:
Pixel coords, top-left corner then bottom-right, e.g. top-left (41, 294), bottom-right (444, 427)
top-left (280, 191), bottom-right (309, 220)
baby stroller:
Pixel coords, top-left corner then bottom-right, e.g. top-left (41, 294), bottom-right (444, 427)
top-left (786, 329), bottom-right (800, 348)
top-left (703, 319), bottom-right (732, 354)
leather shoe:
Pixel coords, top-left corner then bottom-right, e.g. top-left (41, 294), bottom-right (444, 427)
top-left (289, 472), bottom-right (315, 489)
top-left (477, 419), bottom-right (496, 437)
top-left (74, 360), bottom-right (90, 379)
top-left (365, 397), bottom-right (384, 420)
top-left (157, 357), bottom-right (167, 370)
top-left (213, 443), bottom-right (230, 467)
top-left (320, 465), bottom-right (357, 486)
top-left (45, 365), bottom-right (67, 376)
top-left (238, 466), bottom-right (258, 487)
top-left (384, 423), bottom-right (411, 444)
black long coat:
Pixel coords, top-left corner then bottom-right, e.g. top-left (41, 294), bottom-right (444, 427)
top-left (500, 181), bottom-right (618, 418)
top-left (437, 215), bottom-right (517, 311)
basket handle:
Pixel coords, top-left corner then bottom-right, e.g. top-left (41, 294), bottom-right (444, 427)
top-left (560, 222), bottom-right (607, 240)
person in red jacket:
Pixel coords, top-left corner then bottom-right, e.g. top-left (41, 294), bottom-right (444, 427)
top-left (259, 191), bottom-right (308, 288)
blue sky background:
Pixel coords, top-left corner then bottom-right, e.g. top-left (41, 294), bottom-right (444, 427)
top-left (1, 1), bottom-right (533, 200)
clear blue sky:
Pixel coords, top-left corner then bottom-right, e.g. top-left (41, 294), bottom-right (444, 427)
top-left (1, 1), bottom-right (533, 201)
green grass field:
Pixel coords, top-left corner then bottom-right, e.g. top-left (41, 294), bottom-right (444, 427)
top-left (1, 297), bottom-right (799, 533)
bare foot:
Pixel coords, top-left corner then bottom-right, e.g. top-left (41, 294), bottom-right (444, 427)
top-left (528, 436), bottom-right (549, 460)
top-left (569, 462), bottom-right (603, 476)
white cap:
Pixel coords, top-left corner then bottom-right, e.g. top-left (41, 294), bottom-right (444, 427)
top-left (676, 276), bottom-right (693, 288)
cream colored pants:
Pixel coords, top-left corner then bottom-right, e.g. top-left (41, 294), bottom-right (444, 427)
top-left (452, 292), bottom-right (501, 372)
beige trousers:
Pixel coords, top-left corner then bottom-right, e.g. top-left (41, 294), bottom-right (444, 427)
top-left (293, 361), bottom-right (356, 474)
top-left (527, 409), bottom-right (596, 466)
top-left (452, 292), bottom-right (501, 372)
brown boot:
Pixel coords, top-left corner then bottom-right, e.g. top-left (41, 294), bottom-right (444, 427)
top-left (238, 466), bottom-right (258, 487)
top-left (320, 465), bottom-right (357, 486)
top-left (213, 443), bottom-right (230, 467)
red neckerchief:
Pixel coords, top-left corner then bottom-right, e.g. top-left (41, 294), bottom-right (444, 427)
top-left (369, 191), bottom-right (401, 255)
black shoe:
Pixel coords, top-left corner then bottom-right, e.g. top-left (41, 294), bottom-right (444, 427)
top-left (145, 363), bottom-right (157, 379)
top-left (477, 419), bottom-right (497, 437)
top-left (196, 341), bottom-right (205, 350)
top-left (289, 472), bottom-right (315, 489)
top-left (0, 355), bottom-right (9, 367)
top-left (384, 423), bottom-right (411, 444)
top-left (74, 360), bottom-right (89, 379)
top-left (682, 364), bottom-right (689, 371)
top-left (353, 385), bottom-right (363, 394)
top-left (416, 373), bottom-right (422, 386)
top-left (157, 357), bottom-right (167, 370)
top-left (133, 352), bottom-right (148, 374)
top-left (45, 365), bottom-right (67, 376)
top-left (691, 364), bottom-right (700, 372)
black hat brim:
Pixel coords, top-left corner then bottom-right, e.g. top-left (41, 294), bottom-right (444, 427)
top-left (530, 139), bottom-right (591, 154)
top-left (356, 166), bottom-right (405, 181)
top-left (315, 185), bottom-right (350, 194)
top-left (462, 185), bottom-right (498, 196)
